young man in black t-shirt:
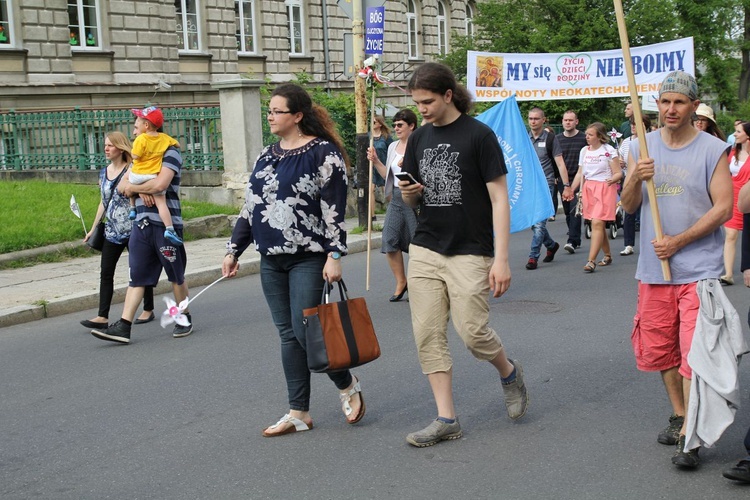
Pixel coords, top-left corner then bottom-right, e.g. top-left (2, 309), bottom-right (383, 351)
top-left (399, 63), bottom-right (529, 448)
top-left (557, 110), bottom-right (588, 252)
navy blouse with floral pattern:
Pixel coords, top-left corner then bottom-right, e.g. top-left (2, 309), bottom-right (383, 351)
top-left (227, 137), bottom-right (348, 258)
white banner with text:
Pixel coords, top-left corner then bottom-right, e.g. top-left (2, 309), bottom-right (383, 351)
top-left (467, 37), bottom-right (694, 102)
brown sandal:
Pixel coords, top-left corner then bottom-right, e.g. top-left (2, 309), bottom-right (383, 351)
top-left (584, 261), bottom-right (596, 273)
top-left (598, 255), bottom-right (613, 266)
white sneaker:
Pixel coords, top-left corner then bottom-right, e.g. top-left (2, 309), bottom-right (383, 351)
top-left (563, 243), bottom-right (575, 254)
top-left (620, 246), bottom-right (634, 256)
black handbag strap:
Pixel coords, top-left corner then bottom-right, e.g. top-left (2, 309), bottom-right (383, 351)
top-left (322, 279), bottom-right (349, 304)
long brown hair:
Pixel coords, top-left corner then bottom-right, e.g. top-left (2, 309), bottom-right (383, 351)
top-left (271, 83), bottom-right (350, 169)
top-left (733, 121), bottom-right (750, 164)
top-left (106, 131), bottom-right (133, 165)
top-left (373, 115), bottom-right (391, 138)
top-left (408, 62), bottom-right (473, 115)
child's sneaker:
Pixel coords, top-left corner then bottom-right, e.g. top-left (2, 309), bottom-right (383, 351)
top-left (128, 208), bottom-right (137, 220)
top-left (164, 228), bottom-right (183, 246)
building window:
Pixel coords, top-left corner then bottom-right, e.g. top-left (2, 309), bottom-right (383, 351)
top-left (0, 0), bottom-right (13, 46)
top-left (235, 0), bottom-right (256, 53)
top-left (437, 1), bottom-right (448, 56)
top-left (67, 0), bottom-right (101, 49)
top-left (407, 0), bottom-right (419, 60)
top-left (285, 0), bottom-right (304, 55)
top-left (175, 0), bottom-right (201, 51)
top-left (465, 3), bottom-right (475, 39)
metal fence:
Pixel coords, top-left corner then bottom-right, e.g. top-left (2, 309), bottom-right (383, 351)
top-left (0, 106), bottom-right (223, 171)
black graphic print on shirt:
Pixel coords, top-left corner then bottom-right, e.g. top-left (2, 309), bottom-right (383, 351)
top-left (420, 143), bottom-right (462, 206)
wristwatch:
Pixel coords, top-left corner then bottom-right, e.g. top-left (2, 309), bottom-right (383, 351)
top-left (563, 183), bottom-right (571, 187)
top-left (329, 251), bottom-right (342, 260)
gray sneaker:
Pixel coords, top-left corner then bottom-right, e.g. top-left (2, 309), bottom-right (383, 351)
top-left (406, 418), bottom-right (462, 447)
top-left (502, 359), bottom-right (528, 420)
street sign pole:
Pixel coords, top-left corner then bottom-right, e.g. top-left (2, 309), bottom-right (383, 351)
top-left (353, 0), bottom-right (368, 228)
top-left (363, 5), bottom-right (385, 289)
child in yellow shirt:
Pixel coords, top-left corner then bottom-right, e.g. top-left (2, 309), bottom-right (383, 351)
top-left (129, 106), bottom-right (182, 245)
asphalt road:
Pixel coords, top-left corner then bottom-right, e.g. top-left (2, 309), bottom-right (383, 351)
top-left (2, 221), bottom-right (749, 499)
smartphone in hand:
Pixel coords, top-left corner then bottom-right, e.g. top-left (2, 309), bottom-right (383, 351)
top-left (394, 172), bottom-right (417, 185)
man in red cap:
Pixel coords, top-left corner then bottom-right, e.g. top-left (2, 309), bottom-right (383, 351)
top-left (91, 106), bottom-right (193, 343)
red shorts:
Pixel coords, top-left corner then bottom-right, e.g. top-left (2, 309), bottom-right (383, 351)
top-left (630, 282), bottom-right (699, 379)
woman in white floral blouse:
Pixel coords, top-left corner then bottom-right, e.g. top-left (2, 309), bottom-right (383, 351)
top-left (221, 83), bottom-right (365, 437)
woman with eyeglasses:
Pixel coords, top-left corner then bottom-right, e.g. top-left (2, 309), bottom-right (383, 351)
top-left (222, 83), bottom-right (365, 437)
top-left (367, 109), bottom-right (419, 301)
top-left (693, 103), bottom-right (726, 141)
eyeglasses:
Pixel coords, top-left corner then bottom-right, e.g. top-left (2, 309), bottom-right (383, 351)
top-left (393, 122), bottom-right (406, 128)
top-left (268, 110), bottom-right (293, 116)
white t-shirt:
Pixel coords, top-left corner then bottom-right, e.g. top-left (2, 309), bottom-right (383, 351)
top-left (619, 136), bottom-right (635, 164)
top-left (619, 136), bottom-right (636, 176)
top-left (579, 143), bottom-right (617, 182)
top-left (389, 152), bottom-right (404, 184)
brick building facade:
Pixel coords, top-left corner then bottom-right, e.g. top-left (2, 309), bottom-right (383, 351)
top-left (0, 0), bottom-right (479, 111)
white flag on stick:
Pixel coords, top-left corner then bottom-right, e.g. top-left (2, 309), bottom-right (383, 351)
top-left (70, 194), bottom-right (81, 219)
top-left (70, 194), bottom-right (87, 235)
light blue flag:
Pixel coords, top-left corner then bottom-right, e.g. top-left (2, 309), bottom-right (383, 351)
top-left (476, 96), bottom-right (554, 233)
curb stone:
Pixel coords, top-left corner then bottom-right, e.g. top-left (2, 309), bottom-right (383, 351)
top-left (0, 224), bottom-right (382, 329)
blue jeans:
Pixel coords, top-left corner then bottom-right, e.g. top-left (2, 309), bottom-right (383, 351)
top-left (529, 184), bottom-right (556, 259)
top-left (260, 253), bottom-right (352, 411)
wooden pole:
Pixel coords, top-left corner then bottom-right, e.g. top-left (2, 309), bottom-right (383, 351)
top-left (613, 0), bottom-right (671, 281)
top-left (366, 86), bottom-right (376, 290)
